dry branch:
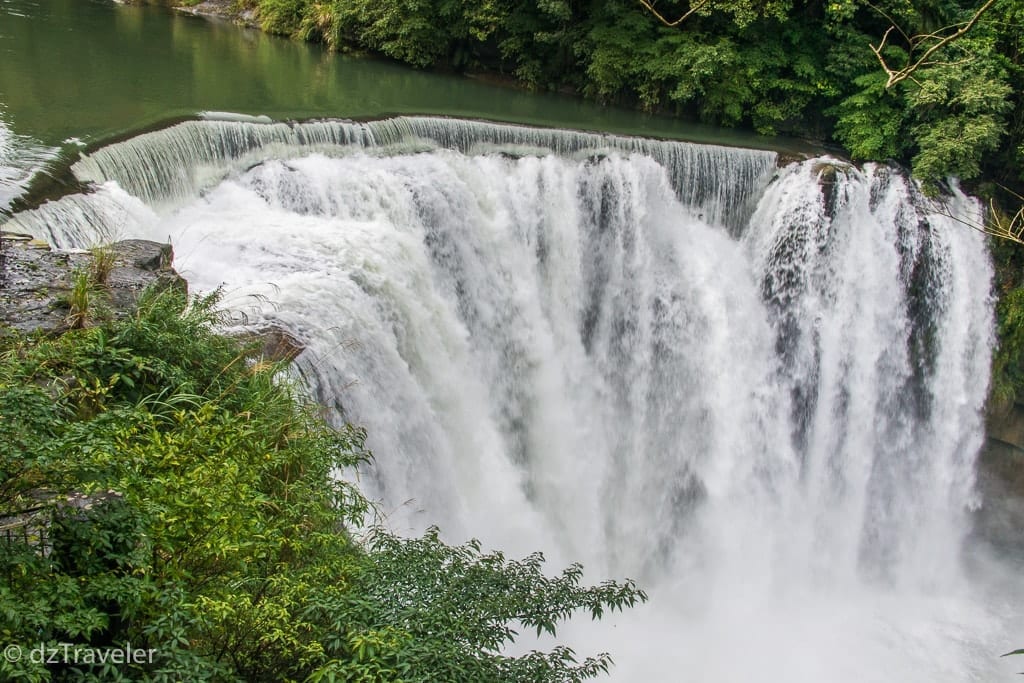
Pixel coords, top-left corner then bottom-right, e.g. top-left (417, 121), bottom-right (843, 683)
top-left (870, 0), bottom-right (997, 89)
top-left (928, 187), bottom-right (1024, 245)
top-left (636, 0), bottom-right (713, 26)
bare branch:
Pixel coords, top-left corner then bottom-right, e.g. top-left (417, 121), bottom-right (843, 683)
top-left (864, 2), bottom-right (912, 45)
top-left (636, 0), bottom-right (713, 27)
top-left (926, 187), bottom-right (1024, 246)
top-left (870, 26), bottom-right (898, 85)
top-left (869, 0), bottom-right (998, 89)
top-left (988, 193), bottom-right (1024, 244)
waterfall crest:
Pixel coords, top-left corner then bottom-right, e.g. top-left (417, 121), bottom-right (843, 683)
top-left (67, 116), bottom-right (775, 231)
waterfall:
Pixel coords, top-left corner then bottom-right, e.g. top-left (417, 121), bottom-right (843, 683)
top-left (3, 117), bottom-right (1016, 681)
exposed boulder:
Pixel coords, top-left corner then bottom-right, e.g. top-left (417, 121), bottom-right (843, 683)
top-left (812, 160), bottom-right (853, 221)
top-left (776, 151), bottom-right (811, 166)
top-left (1, 233), bottom-right (309, 368)
top-left (103, 239), bottom-right (187, 312)
top-left (810, 159), bottom-right (853, 179)
top-left (242, 325), bottom-right (306, 363)
top-left (0, 234), bottom-right (186, 336)
top-left (171, 0), bottom-right (259, 27)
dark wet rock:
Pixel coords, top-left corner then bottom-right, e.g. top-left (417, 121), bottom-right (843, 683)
top-left (0, 234), bottom-right (89, 335)
top-left (986, 400), bottom-right (1024, 451)
top-left (244, 325), bottom-right (306, 363)
top-left (974, 400), bottom-right (1024, 556)
top-left (776, 151), bottom-right (810, 166)
top-left (111, 239), bottom-right (174, 272)
top-left (0, 235), bottom-right (186, 336)
top-left (811, 160), bottom-right (853, 179)
top-left (103, 240), bottom-right (187, 312)
top-left (811, 161), bottom-right (852, 221)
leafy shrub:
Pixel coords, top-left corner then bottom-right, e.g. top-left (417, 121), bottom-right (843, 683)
top-left (63, 269), bottom-right (99, 329)
top-left (0, 286), bottom-right (645, 682)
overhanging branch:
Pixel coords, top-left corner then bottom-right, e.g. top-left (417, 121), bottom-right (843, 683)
top-left (636, 0), bottom-right (713, 26)
top-left (928, 187), bottom-right (1024, 245)
top-left (870, 0), bottom-right (997, 89)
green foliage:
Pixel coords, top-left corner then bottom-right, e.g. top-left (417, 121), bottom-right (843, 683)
top-left (308, 528), bottom-right (644, 682)
top-left (907, 35), bottom-right (1012, 188)
top-left (0, 286), bottom-right (646, 682)
top-left (992, 286), bottom-right (1024, 402)
top-left (830, 2), bottom-right (1017, 188)
top-left (578, 12), bottom-right (658, 104)
top-left (990, 235), bottom-right (1024, 403)
top-left (830, 71), bottom-right (909, 161)
top-left (256, 0), bottom-right (310, 36)
top-left (326, 0), bottom-right (450, 67)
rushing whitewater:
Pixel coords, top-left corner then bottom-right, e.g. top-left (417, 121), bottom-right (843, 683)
top-left (4, 117), bottom-right (1018, 681)
top-left (0, 112), bottom-right (57, 214)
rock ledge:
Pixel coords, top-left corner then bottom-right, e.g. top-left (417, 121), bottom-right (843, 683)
top-left (0, 234), bottom-right (187, 335)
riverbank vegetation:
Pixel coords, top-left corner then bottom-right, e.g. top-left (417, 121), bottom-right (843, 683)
top-left (0, 287), bottom-right (645, 682)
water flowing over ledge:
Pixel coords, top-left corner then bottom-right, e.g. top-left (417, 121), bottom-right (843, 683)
top-left (2, 117), bottom-right (1017, 681)
top-left (64, 116), bottom-right (776, 231)
top-left (0, 115), bottom-right (58, 215)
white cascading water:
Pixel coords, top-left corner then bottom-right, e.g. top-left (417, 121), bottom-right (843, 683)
top-left (4, 117), bottom-right (1019, 681)
top-left (0, 112), bottom-right (57, 213)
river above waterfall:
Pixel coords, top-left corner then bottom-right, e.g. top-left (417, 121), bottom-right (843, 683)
top-left (0, 0), bottom-right (815, 212)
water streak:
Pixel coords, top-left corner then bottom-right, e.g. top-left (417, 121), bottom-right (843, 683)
top-left (0, 111), bottom-right (58, 215)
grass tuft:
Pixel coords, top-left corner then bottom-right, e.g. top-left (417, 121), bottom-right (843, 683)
top-left (63, 270), bottom-right (95, 329)
top-left (88, 244), bottom-right (117, 285)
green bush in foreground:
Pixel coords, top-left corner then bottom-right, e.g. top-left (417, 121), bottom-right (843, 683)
top-left (0, 287), bottom-right (645, 682)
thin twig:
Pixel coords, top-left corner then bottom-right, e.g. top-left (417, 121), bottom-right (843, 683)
top-left (926, 188), bottom-right (1024, 245)
top-left (636, 0), bottom-right (713, 26)
top-left (869, 0), bottom-right (997, 89)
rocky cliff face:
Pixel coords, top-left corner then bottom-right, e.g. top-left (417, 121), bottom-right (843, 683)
top-left (0, 232), bottom-right (186, 335)
top-left (0, 230), bottom-right (305, 360)
top-left (975, 402), bottom-right (1024, 556)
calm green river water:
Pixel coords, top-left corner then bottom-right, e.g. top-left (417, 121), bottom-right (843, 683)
top-left (0, 0), bottom-right (811, 176)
